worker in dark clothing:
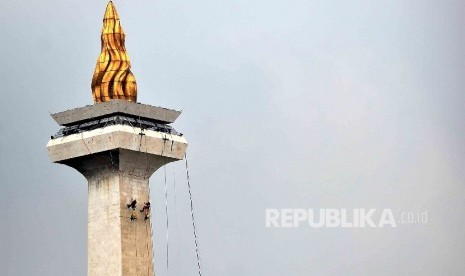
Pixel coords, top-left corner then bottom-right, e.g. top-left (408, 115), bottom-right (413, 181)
top-left (140, 202), bottom-right (151, 220)
top-left (127, 199), bottom-right (137, 210)
top-left (140, 202), bottom-right (150, 212)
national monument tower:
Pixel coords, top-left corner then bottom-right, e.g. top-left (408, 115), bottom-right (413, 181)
top-left (46, 2), bottom-right (188, 275)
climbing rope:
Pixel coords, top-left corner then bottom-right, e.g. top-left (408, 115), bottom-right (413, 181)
top-left (184, 152), bottom-right (203, 276)
top-left (134, 216), bottom-right (139, 276)
top-left (147, 174), bottom-right (156, 276)
top-left (172, 170), bottom-right (181, 261)
top-left (164, 164), bottom-right (170, 274)
top-left (143, 132), bottom-right (155, 276)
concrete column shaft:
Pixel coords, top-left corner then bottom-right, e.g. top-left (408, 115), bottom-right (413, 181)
top-left (87, 171), bottom-right (154, 276)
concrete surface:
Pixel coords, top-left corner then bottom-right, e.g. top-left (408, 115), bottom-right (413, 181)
top-left (51, 99), bottom-right (182, 126)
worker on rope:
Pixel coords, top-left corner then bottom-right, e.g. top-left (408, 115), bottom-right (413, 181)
top-left (140, 202), bottom-right (150, 212)
top-left (127, 199), bottom-right (137, 210)
top-left (130, 211), bottom-right (138, 221)
top-left (140, 202), bottom-right (151, 220)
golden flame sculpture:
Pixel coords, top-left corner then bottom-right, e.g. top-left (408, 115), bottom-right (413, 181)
top-left (91, 1), bottom-right (137, 103)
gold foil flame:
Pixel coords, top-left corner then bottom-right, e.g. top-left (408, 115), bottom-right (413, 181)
top-left (91, 1), bottom-right (137, 103)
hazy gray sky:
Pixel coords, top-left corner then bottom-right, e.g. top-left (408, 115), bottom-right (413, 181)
top-left (1, 0), bottom-right (464, 275)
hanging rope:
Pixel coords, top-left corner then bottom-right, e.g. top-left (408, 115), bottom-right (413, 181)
top-left (145, 222), bottom-right (151, 276)
top-left (172, 170), bottom-right (181, 261)
top-left (184, 152), bottom-right (203, 276)
top-left (134, 218), bottom-right (139, 276)
top-left (146, 172), bottom-right (156, 276)
top-left (164, 164), bottom-right (170, 274)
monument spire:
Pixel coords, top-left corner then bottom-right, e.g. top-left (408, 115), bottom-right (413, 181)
top-left (91, 1), bottom-right (137, 103)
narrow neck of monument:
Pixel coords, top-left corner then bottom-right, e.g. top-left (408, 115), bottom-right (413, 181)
top-left (59, 147), bottom-right (178, 180)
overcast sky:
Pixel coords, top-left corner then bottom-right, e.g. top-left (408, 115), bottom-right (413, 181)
top-left (1, 0), bottom-right (465, 275)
